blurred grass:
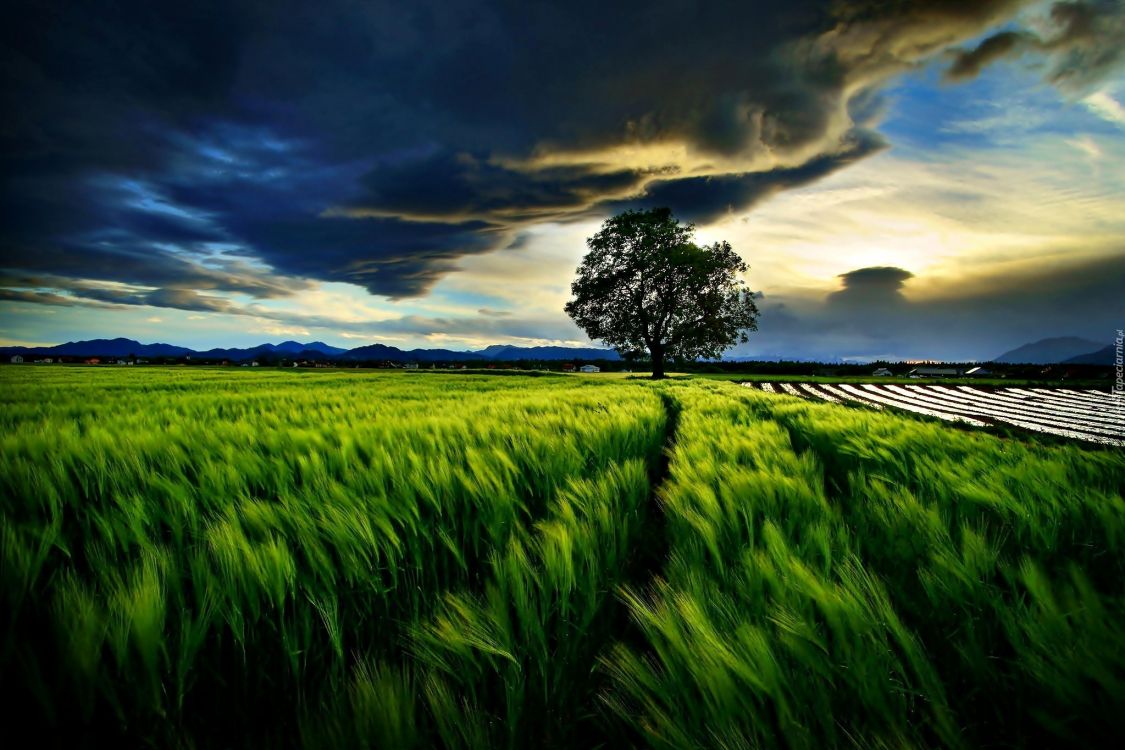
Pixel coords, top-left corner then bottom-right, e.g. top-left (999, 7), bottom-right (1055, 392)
top-left (1, 368), bottom-right (1122, 748)
top-left (605, 381), bottom-right (1125, 749)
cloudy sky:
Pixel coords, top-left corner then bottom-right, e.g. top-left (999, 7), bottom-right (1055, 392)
top-left (2, 0), bottom-right (1123, 360)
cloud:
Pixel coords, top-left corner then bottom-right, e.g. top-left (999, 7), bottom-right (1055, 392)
top-left (946, 31), bottom-right (1032, 81)
top-left (0, 269), bottom-right (583, 344)
top-left (143, 288), bottom-right (237, 313)
top-left (1083, 90), bottom-right (1125, 126)
top-left (602, 129), bottom-right (888, 223)
top-left (0, 242), bottom-right (312, 299)
top-left (1043, 0), bottom-right (1125, 91)
top-left (813, 266), bottom-right (917, 342)
top-left (1066, 134), bottom-right (1103, 158)
top-left (0, 273), bottom-right (245, 314)
top-left (828, 266), bottom-right (915, 306)
top-left (230, 214), bottom-right (507, 298)
top-left (944, 1), bottom-right (1125, 90)
top-left (9, 0), bottom-right (1101, 303)
top-left (338, 151), bottom-right (644, 224)
top-left (739, 254), bottom-right (1125, 360)
top-left (0, 289), bottom-right (89, 308)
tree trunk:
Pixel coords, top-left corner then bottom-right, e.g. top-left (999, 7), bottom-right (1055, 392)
top-left (650, 345), bottom-right (666, 379)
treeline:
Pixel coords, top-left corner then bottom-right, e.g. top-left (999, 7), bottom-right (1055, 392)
top-left (16, 355), bottom-right (1115, 382)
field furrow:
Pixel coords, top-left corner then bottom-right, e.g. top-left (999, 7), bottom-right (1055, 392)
top-left (928, 386), bottom-right (1125, 434)
top-left (849, 384), bottom-right (990, 425)
top-left (748, 380), bottom-right (1123, 445)
top-left (892, 385), bottom-right (1125, 439)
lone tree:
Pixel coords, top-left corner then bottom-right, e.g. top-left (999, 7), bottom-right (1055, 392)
top-left (565, 208), bottom-right (759, 378)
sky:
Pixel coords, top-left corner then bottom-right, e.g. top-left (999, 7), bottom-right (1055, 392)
top-left (2, 0), bottom-right (1123, 361)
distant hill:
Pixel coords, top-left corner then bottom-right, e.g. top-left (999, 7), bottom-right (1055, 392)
top-left (194, 341), bottom-right (344, 360)
top-left (1063, 345), bottom-right (1115, 366)
top-left (270, 340), bottom-right (347, 355)
top-left (340, 343), bottom-right (484, 362)
top-left (1, 338), bottom-right (344, 361)
top-left (303, 341), bottom-right (347, 355)
top-left (993, 337), bottom-right (1104, 364)
top-left (476, 345), bottom-right (620, 361)
top-left (475, 344), bottom-right (514, 357)
top-left (1, 337), bottom-right (623, 363)
top-left (0, 337), bottom-right (193, 358)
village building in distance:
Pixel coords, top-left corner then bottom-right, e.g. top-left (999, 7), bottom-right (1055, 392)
top-left (909, 366), bottom-right (961, 378)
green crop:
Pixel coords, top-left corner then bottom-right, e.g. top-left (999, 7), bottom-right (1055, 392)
top-left (1, 367), bottom-right (1122, 748)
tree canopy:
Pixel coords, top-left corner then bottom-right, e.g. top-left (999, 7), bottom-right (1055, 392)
top-left (564, 208), bottom-right (759, 378)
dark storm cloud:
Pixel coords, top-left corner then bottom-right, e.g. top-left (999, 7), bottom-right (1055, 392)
top-left (1044, 0), bottom-right (1125, 89)
top-left (817, 266), bottom-right (917, 341)
top-left (838, 267), bottom-right (915, 285)
top-left (352, 151), bottom-right (645, 222)
top-left (945, 31), bottom-right (1032, 81)
top-left (230, 214), bottom-right (506, 298)
top-left (4, 0), bottom-right (1117, 306)
top-left (830, 266), bottom-right (915, 300)
top-left (739, 254), bottom-right (1125, 361)
top-left (606, 129), bottom-right (888, 223)
top-left (944, 1), bottom-right (1125, 87)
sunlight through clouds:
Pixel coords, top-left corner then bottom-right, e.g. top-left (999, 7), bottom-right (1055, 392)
top-left (1084, 90), bottom-right (1125, 126)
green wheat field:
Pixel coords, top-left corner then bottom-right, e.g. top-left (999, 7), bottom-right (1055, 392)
top-left (3, 367), bottom-right (1124, 748)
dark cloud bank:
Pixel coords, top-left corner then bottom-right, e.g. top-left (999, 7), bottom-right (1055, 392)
top-left (1, 0), bottom-right (1122, 314)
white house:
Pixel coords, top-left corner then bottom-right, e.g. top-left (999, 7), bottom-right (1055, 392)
top-left (872, 367), bottom-right (892, 377)
top-left (579, 364), bottom-right (600, 373)
top-left (9, 355), bottom-right (23, 363)
top-left (404, 363), bottom-right (419, 369)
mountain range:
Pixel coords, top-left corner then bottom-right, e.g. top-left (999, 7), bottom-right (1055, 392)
top-left (992, 337), bottom-right (1112, 365)
top-left (2, 336), bottom-right (1115, 365)
top-left (1061, 345), bottom-right (1115, 366)
top-left (0, 337), bottom-right (620, 362)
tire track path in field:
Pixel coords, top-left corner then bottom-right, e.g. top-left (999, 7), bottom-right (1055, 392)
top-left (623, 390), bottom-right (680, 587)
top-left (581, 389), bottom-right (681, 747)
